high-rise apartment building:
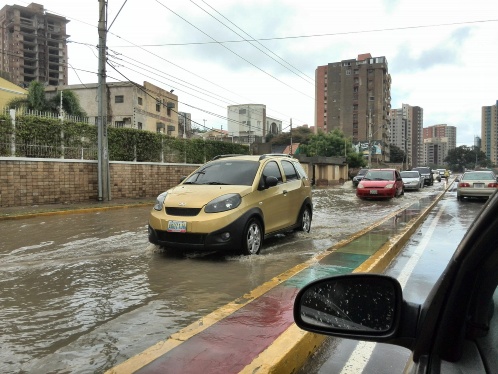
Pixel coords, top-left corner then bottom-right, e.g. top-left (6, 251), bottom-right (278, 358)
top-left (315, 53), bottom-right (391, 162)
top-left (389, 104), bottom-right (423, 168)
top-left (422, 124), bottom-right (457, 166)
top-left (0, 3), bottom-right (69, 87)
top-left (482, 100), bottom-right (498, 164)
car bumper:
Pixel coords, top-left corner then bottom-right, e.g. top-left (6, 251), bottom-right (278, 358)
top-left (356, 188), bottom-right (395, 199)
top-left (457, 188), bottom-right (497, 198)
top-left (148, 208), bottom-right (259, 251)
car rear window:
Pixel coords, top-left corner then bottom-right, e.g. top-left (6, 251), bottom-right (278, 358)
top-left (184, 160), bottom-right (259, 185)
top-left (401, 171), bottom-right (419, 178)
top-left (463, 172), bottom-right (495, 181)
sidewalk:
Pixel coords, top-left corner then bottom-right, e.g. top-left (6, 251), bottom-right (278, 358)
top-left (0, 198), bottom-right (155, 221)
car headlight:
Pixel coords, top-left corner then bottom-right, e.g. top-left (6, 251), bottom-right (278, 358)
top-left (205, 193), bottom-right (241, 213)
top-left (385, 183), bottom-right (394, 188)
top-left (153, 192), bottom-right (168, 211)
top-left (357, 183), bottom-right (364, 188)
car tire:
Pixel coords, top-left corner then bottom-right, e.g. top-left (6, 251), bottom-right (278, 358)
top-left (297, 205), bottom-right (312, 233)
top-left (241, 218), bottom-right (262, 255)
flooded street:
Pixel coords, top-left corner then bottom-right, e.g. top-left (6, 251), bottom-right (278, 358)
top-left (0, 183), bottom-right (445, 373)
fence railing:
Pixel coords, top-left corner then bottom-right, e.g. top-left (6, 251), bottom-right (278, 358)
top-left (2, 107), bottom-right (89, 123)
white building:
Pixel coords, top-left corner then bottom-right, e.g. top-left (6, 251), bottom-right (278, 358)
top-left (227, 104), bottom-right (282, 143)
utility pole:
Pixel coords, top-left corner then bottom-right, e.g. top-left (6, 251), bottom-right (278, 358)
top-left (97, 0), bottom-right (110, 201)
top-left (289, 118), bottom-right (293, 155)
top-left (368, 110), bottom-right (372, 168)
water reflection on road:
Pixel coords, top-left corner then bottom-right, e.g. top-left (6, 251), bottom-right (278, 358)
top-left (0, 182), bottom-right (445, 373)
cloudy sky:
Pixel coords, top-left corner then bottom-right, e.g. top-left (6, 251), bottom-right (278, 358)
top-left (18, 0), bottom-right (498, 146)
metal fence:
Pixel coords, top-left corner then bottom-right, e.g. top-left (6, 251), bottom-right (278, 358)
top-left (2, 107), bottom-right (89, 123)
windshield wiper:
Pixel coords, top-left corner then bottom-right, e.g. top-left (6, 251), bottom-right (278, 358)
top-left (204, 181), bottom-right (229, 185)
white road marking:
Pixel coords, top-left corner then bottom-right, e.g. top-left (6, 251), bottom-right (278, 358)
top-left (339, 207), bottom-right (445, 374)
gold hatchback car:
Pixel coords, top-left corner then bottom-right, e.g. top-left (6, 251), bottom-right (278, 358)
top-left (148, 154), bottom-right (313, 255)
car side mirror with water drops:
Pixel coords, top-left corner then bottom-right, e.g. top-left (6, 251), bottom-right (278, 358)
top-left (293, 274), bottom-right (417, 346)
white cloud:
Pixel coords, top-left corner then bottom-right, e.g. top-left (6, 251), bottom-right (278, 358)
top-left (20, 0), bottom-right (498, 146)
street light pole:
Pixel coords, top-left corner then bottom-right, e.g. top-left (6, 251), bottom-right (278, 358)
top-left (368, 111), bottom-right (372, 168)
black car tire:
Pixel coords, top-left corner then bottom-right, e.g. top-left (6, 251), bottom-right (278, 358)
top-left (297, 205), bottom-right (312, 233)
top-left (241, 218), bottom-right (262, 255)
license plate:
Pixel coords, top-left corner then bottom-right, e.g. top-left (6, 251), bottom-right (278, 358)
top-left (167, 220), bottom-right (187, 233)
top-left (473, 183), bottom-right (485, 188)
top-left (370, 190), bottom-right (378, 195)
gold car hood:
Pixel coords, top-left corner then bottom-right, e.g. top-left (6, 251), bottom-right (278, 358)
top-left (165, 185), bottom-right (252, 208)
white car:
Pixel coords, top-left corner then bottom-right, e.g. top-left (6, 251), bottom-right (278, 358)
top-left (400, 170), bottom-right (423, 191)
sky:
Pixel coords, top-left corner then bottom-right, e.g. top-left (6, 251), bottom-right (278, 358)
top-left (17, 0), bottom-right (498, 146)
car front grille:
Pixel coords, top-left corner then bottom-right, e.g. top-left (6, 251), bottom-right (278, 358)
top-left (166, 207), bottom-right (202, 216)
top-left (156, 231), bottom-right (206, 245)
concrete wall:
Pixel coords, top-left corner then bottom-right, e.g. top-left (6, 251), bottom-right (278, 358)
top-left (0, 158), bottom-right (199, 207)
top-left (0, 157), bottom-right (349, 208)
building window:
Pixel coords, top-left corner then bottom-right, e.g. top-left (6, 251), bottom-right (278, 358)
top-left (346, 69), bottom-right (351, 75)
top-left (115, 95), bottom-right (124, 103)
top-left (115, 121), bottom-right (125, 128)
top-left (137, 122), bottom-right (143, 130)
top-left (369, 96), bottom-right (375, 101)
top-left (156, 100), bottom-right (161, 112)
top-left (138, 97), bottom-right (143, 105)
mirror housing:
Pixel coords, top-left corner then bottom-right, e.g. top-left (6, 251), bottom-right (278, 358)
top-left (294, 274), bottom-right (418, 347)
top-left (259, 175), bottom-right (278, 190)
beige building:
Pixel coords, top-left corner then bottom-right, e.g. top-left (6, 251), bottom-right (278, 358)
top-left (482, 101), bottom-right (498, 165)
top-left (0, 3), bottom-right (69, 87)
top-left (315, 53), bottom-right (392, 162)
top-left (422, 124), bottom-right (457, 166)
top-left (389, 104), bottom-right (423, 168)
top-left (45, 81), bottom-right (179, 135)
top-left (0, 76), bottom-right (27, 108)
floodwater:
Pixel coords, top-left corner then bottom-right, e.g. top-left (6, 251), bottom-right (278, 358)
top-left (0, 182), bottom-right (445, 373)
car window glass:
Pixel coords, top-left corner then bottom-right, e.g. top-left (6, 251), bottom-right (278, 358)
top-left (294, 162), bottom-right (309, 179)
top-left (365, 170), bottom-right (394, 180)
top-left (281, 160), bottom-right (298, 182)
top-left (401, 171), bottom-right (419, 178)
top-left (184, 160), bottom-right (259, 185)
top-left (463, 172), bottom-right (495, 180)
top-left (262, 161), bottom-right (283, 184)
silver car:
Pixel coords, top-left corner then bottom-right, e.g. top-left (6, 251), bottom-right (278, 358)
top-left (456, 170), bottom-right (498, 200)
top-left (400, 170), bottom-right (424, 191)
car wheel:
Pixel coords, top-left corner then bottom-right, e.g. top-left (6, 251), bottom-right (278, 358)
top-left (241, 218), bottom-right (262, 255)
top-left (297, 205), bottom-right (312, 233)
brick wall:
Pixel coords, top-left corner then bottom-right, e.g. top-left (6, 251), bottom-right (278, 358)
top-left (0, 158), bottom-right (199, 207)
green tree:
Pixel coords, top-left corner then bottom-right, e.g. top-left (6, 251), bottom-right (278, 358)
top-left (269, 126), bottom-right (313, 145)
top-left (26, 81), bottom-right (48, 110)
top-left (389, 144), bottom-right (405, 163)
top-left (47, 90), bottom-right (86, 117)
top-left (299, 129), bottom-right (366, 168)
top-left (444, 146), bottom-right (493, 172)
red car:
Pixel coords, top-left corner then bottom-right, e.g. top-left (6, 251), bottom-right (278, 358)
top-left (356, 168), bottom-right (404, 199)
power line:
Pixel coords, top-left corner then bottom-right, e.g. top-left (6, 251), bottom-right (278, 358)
top-left (190, 0), bottom-right (314, 85)
top-left (109, 18), bottom-right (498, 47)
top-left (153, 0), bottom-right (315, 100)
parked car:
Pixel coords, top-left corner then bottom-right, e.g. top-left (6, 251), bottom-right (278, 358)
top-left (352, 168), bottom-right (369, 187)
top-left (456, 170), bottom-right (498, 201)
top-left (294, 189), bottom-right (498, 374)
top-left (412, 166), bottom-right (434, 186)
top-left (356, 169), bottom-right (404, 199)
top-left (400, 170), bottom-right (424, 191)
top-left (148, 154), bottom-right (313, 255)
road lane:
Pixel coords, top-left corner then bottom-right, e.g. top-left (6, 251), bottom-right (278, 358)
top-left (298, 182), bottom-right (486, 373)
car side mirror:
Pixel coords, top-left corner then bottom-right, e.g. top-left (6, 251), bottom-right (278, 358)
top-left (294, 274), bottom-right (403, 338)
top-left (259, 175), bottom-right (278, 190)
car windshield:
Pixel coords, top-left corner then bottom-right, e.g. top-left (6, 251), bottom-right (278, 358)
top-left (184, 160), bottom-right (259, 186)
top-left (462, 172), bottom-right (495, 181)
top-left (413, 168), bottom-right (429, 174)
top-left (364, 170), bottom-right (394, 181)
top-left (401, 171), bottom-right (419, 178)
top-left (358, 169), bottom-right (368, 176)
